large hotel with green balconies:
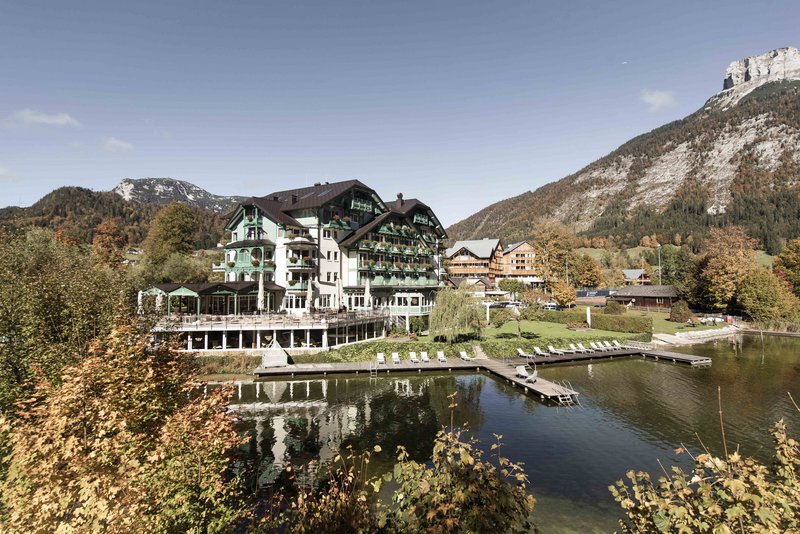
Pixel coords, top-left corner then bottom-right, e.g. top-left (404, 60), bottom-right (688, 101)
top-left (146, 180), bottom-right (447, 352)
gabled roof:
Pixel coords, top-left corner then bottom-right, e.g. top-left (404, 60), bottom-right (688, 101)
top-left (261, 179), bottom-right (379, 211)
top-left (446, 239), bottom-right (501, 259)
top-left (503, 241), bottom-right (531, 254)
top-left (622, 269), bottom-right (646, 280)
top-left (385, 198), bottom-right (429, 215)
top-left (612, 285), bottom-right (678, 298)
top-left (338, 212), bottom-right (394, 248)
top-left (246, 198), bottom-right (302, 227)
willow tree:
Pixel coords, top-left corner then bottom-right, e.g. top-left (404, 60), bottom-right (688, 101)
top-left (429, 286), bottom-right (482, 343)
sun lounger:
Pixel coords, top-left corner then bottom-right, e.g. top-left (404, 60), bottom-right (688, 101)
top-left (421, 351), bottom-right (430, 363)
top-left (516, 365), bottom-right (538, 383)
top-left (533, 346), bottom-right (550, 357)
top-left (517, 348), bottom-right (532, 358)
top-left (603, 341), bottom-right (615, 350)
top-left (547, 345), bottom-right (565, 356)
top-left (391, 352), bottom-right (401, 364)
top-left (590, 342), bottom-right (608, 352)
top-left (459, 351), bottom-right (473, 362)
top-left (560, 345), bottom-right (576, 354)
top-left (377, 352), bottom-right (386, 364)
top-left (577, 343), bottom-right (593, 353)
top-left (612, 340), bottom-right (623, 348)
top-left (570, 343), bottom-right (588, 353)
top-left (409, 352), bottom-right (420, 364)
top-left (437, 351), bottom-right (447, 362)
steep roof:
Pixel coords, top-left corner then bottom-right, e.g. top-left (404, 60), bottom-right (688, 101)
top-left (247, 197), bottom-right (302, 227)
top-left (385, 197), bottom-right (429, 215)
top-left (612, 285), bottom-right (678, 298)
top-left (503, 241), bottom-right (531, 254)
top-left (338, 212), bottom-right (394, 248)
top-left (446, 239), bottom-right (501, 259)
top-left (260, 179), bottom-right (378, 211)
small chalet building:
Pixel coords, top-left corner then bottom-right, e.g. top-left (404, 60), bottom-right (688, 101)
top-left (143, 180), bottom-right (447, 352)
top-left (444, 239), bottom-right (503, 282)
top-left (499, 241), bottom-right (542, 286)
top-left (609, 285), bottom-right (679, 309)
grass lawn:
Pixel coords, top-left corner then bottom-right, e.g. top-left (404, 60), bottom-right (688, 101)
top-left (628, 309), bottom-right (728, 335)
top-left (482, 320), bottom-right (639, 341)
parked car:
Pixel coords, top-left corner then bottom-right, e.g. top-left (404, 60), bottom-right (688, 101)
top-left (542, 302), bottom-right (558, 311)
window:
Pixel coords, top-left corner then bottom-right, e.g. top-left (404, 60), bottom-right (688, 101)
top-left (334, 251), bottom-right (339, 261)
top-left (232, 232), bottom-right (238, 242)
top-left (333, 272), bottom-right (338, 281)
top-left (323, 229), bottom-right (331, 239)
top-left (326, 272), bottom-right (331, 282)
top-left (327, 251), bottom-right (331, 260)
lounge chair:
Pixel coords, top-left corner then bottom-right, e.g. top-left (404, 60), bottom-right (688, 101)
top-left (589, 342), bottom-right (602, 351)
top-left (570, 343), bottom-right (588, 353)
top-left (459, 351), bottom-right (473, 362)
top-left (533, 346), bottom-right (549, 357)
top-left (377, 352), bottom-right (386, 364)
top-left (517, 348), bottom-right (532, 358)
top-left (591, 342), bottom-right (609, 352)
top-left (409, 352), bottom-right (420, 364)
top-left (391, 352), bottom-right (401, 364)
top-left (560, 345), bottom-right (576, 354)
top-left (421, 352), bottom-right (431, 363)
top-left (612, 340), bottom-right (623, 348)
top-left (516, 365), bottom-right (538, 383)
top-left (547, 345), bottom-right (565, 356)
top-left (602, 341), bottom-right (615, 350)
top-left (437, 351), bottom-right (447, 362)
top-left (577, 342), bottom-right (593, 353)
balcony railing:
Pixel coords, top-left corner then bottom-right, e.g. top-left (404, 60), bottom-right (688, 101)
top-left (389, 304), bottom-right (433, 315)
top-left (286, 281), bottom-right (309, 291)
top-left (287, 258), bottom-right (315, 269)
top-left (350, 198), bottom-right (373, 212)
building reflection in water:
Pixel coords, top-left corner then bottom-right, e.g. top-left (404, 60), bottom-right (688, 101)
top-left (215, 373), bottom-right (485, 490)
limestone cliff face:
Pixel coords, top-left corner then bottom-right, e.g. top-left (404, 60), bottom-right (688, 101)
top-left (447, 47), bottom-right (800, 244)
top-left (113, 177), bottom-right (245, 213)
top-left (713, 47), bottom-right (800, 108)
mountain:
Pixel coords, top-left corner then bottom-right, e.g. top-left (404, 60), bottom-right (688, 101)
top-left (0, 186), bottom-right (226, 249)
top-left (113, 177), bottom-right (246, 213)
top-left (447, 47), bottom-right (800, 254)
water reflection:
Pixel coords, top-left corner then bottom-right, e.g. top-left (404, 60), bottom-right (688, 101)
top-left (212, 334), bottom-right (800, 533)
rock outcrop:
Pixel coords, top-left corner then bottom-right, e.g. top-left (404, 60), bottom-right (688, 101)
top-left (710, 47), bottom-right (800, 108)
top-left (113, 177), bottom-right (245, 213)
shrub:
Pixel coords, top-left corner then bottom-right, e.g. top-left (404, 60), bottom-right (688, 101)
top-left (540, 310), bottom-right (652, 333)
top-left (604, 301), bottom-right (627, 315)
top-left (669, 300), bottom-right (694, 323)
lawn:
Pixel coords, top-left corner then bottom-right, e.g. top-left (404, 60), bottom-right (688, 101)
top-left (482, 320), bottom-right (639, 341)
top-left (628, 309), bottom-right (728, 335)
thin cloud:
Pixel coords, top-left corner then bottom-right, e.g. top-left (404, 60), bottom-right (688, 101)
top-left (103, 137), bottom-right (134, 152)
top-left (2, 108), bottom-right (81, 128)
top-left (0, 167), bottom-right (19, 183)
top-left (640, 89), bottom-right (676, 112)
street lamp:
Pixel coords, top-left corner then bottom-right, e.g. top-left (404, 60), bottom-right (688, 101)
top-left (657, 244), bottom-right (662, 285)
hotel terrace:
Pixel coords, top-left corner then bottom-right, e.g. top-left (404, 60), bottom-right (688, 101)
top-left (143, 180), bottom-right (447, 352)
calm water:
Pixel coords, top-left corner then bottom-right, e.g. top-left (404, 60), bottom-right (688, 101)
top-left (220, 334), bottom-right (800, 533)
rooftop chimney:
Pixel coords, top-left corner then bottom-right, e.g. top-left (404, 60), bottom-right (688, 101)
top-left (313, 182), bottom-right (321, 186)
top-left (397, 192), bottom-right (404, 205)
top-left (291, 194), bottom-right (298, 204)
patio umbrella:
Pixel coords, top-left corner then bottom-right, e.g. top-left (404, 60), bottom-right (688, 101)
top-left (364, 277), bottom-right (371, 308)
top-left (257, 273), bottom-right (265, 312)
top-left (586, 305), bottom-right (592, 328)
top-left (335, 276), bottom-right (343, 309)
top-left (306, 278), bottom-right (313, 311)
top-left (137, 290), bottom-right (143, 315)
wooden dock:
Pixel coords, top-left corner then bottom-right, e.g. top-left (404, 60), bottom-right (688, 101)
top-left (251, 345), bottom-right (711, 404)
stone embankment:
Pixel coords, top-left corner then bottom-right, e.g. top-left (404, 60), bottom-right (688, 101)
top-left (653, 325), bottom-right (740, 346)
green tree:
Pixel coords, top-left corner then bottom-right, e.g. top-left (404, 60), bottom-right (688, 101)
top-left (737, 268), bottom-right (797, 326)
top-left (0, 317), bottom-right (245, 533)
top-left (551, 279), bottom-right (576, 308)
top-left (498, 278), bottom-right (524, 298)
top-left (0, 229), bottom-right (125, 415)
top-left (429, 287), bottom-right (482, 343)
top-left (774, 237), bottom-right (800, 295)
top-left (668, 300), bottom-right (694, 323)
top-left (142, 202), bottom-right (198, 265)
top-left (698, 226), bottom-right (758, 311)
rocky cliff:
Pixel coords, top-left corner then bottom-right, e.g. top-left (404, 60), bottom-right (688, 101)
top-left (446, 47), bottom-right (800, 252)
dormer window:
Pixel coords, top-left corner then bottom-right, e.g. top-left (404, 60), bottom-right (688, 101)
top-left (232, 232), bottom-right (238, 242)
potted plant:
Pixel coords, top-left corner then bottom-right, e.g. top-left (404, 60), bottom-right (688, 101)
top-left (265, 259), bottom-right (275, 267)
top-left (246, 214), bottom-right (254, 222)
top-left (287, 231), bottom-right (297, 239)
top-left (251, 259), bottom-right (260, 266)
top-left (333, 213), bottom-right (340, 221)
top-left (302, 231), bottom-right (311, 238)
top-left (289, 256), bottom-right (298, 264)
top-left (288, 279), bottom-right (297, 286)
top-left (227, 261), bottom-right (236, 268)
top-left (343, 215), bottom-right (351, 223)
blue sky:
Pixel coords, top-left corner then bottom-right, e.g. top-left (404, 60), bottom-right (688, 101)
top-left (1, 1), bottom-right (797, 226)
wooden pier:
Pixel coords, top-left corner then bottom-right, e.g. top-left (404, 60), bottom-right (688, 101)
top-left (251, 345), bottom-right (711, 403)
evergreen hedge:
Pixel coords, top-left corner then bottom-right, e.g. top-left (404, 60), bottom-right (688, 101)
top-left (540, 310), bottom-right (652, 333)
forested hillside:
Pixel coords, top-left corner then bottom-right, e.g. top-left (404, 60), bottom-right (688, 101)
top-left (0, 186), bottom-right (226, 249)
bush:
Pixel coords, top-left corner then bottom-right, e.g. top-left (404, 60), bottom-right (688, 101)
top-left (669, 300), bottom-right (694, 323)
top-left (540, 310), bottom-right (653, 333)
top-left (490, 308), bottom-right (515, 327)
top-left (604, 301), bottom-right (627, 315)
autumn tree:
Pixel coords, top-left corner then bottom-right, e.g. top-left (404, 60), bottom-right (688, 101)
top-left (568, 253), bottom-right (602, 288)
top-left (142, 202), bottom-right (198, 265)
top-left (429, 286), bottom-right (482, 343)
top-left (92, 218), bottom-right (126, 268)
top-left (0, 228), bottom-right (125, 415)
top-left (0, 316), bottom-right (245, 532)
top-left (737, 268), bottom-right (797, 326)
top-left (774, 237), bottom-right (800, 295)
top-left (551, 279), bottom-right (576, 308)
top-left (531, 222), bottom-right (575, 288)
top-left (698, 226), bottom-right (758, 310)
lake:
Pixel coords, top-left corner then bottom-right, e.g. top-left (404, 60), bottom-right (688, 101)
top-left (219, 334), bottom-right (800, 532)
